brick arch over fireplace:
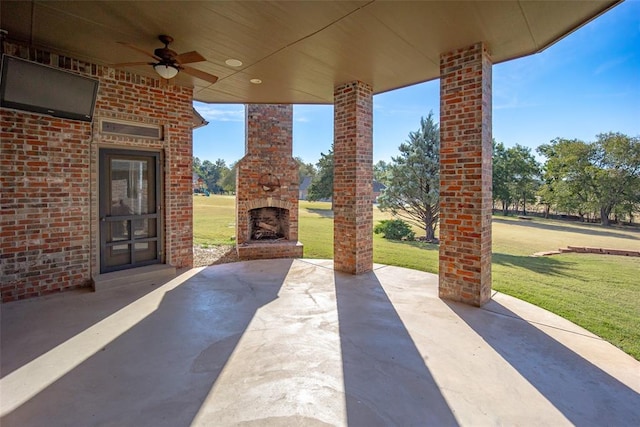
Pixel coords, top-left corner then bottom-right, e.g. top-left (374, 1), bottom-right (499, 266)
top-left (245, 198), bottom-right (296, 212)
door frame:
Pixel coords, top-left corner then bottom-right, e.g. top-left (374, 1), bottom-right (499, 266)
top-left (98, 148), bottom-right (163, 273)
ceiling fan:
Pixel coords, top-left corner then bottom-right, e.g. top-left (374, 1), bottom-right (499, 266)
top-left (114, 35), bottom-right (218, 84)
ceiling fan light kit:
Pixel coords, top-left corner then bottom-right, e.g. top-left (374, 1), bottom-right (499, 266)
top-left (154, 63), bottom-right (179, 79)
top-left (116, 35), bottom-right (218, 84)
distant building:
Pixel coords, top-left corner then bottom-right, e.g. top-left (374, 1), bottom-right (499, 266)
top-left (373, 180), bottom-right (386, 203)
top-left (299, 176), bottom-right (312, 200)
top-left (193, 172), bottom-right (206, 192)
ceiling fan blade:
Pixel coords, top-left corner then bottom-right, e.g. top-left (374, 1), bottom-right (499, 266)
top-left (181, 66), bottom-right (219, 84)
top-left (175, 51), bottom-right (206, 64)
top-left (110, 61), bottom-right (151, 67)
top-left (118, 41), bottom-right (161, 61)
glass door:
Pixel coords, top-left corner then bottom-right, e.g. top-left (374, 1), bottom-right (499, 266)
top-left (99, 149), bottom-right (161, 273)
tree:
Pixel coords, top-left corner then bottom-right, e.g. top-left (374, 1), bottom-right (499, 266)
top-left (591, 132), bottom-right (640, 225)
top-left (374, 160), bottom-right (390, 184)
top-left (193, 156), bottom-right (203, 176)
top-left (378, 112), bottom-right (440, 241)
top-left (536, 180), bottom-right (554, 218)
top-left (295, 157), bottom-right (316, 184)
top-left (492, 141), bottom-right (512, 215)
top-left (507, 144), bottom-right (540, 215)
top-left (537, 138), bottom-right (594, 220)
top-left (307, 147), bottom-right (334, 202)
top-left (200, 158), bottom-right (229, 194)
top-left (218, 162), bottom-right (237, 194)
top-left (492, 142), bottom-right (540, 215)
top-left (537, 133), bottom-right (640, 225)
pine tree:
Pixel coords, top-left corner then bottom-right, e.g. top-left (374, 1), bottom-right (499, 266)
top-left (378, 112), bottom-right (440, 241)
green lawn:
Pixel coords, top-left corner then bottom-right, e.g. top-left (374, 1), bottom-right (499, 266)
top-left (192, 194), bottom-right (237, 246)
top-left (194, 195), bottom-right (640, 360)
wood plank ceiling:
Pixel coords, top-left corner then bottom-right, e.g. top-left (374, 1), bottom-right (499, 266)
top-left (0, 0), bottom-right (620, 104)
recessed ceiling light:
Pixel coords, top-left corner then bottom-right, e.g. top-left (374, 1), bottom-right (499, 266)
top-left (250, 78), bottom-right (262, 84)
top-left (225, 58), bottom-right (243, 67)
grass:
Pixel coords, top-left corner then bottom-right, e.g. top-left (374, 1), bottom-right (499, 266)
top-left (192, 194), bottom-right (236, 245)
top-left (194, 195), bottom-right (640, 360)
top-left (492, 253), bottom-right (639, 359)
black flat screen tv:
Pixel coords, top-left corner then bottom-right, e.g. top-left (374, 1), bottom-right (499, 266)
top-left (0, 55), bottom-right (99, 122)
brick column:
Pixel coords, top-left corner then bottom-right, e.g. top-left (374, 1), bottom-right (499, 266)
top-left (333, 81), bottom-right (373, 274)
top-left (439, 42), bottom-right (492, 306)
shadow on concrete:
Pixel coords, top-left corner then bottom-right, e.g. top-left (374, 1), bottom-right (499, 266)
top-left (334, 270), bottom-right (459, 426)
top-left (0, 279), bottom-right (160, 378)
top-left (492, 252), bottom-right (575, 277)
top-left (492, 217), bottom-right (639, 241)
top-left (1, 260), bottom-right (291, 427)
top-left (446, 299), bottom-right (640, 426)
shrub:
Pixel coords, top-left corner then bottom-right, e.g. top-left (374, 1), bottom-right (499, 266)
top-left (374, 219), bottom-right (415, 241)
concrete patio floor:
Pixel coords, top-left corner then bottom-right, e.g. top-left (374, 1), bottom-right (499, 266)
top-left (1, 259), bottom-right (639, 426)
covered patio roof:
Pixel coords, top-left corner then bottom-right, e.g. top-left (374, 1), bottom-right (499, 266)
top-left (1, 0), bottom-right (620, 104)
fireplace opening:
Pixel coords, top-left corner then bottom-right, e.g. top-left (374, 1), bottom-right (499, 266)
top-left (249, 207), bottom-right (289, 240)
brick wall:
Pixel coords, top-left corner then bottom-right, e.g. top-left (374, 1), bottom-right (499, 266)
top-left (438, 42), bottom-right (492, 306)
top-left (1, 42), bottom-right (193, 302)
top-left (333, 81), bottom-right (373, 274)
top-left (1, 112), bottom-right (92, 300)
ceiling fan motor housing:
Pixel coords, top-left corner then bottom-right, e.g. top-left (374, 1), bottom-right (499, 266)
top-left (155, 35), bottom-right (178, 63)
top-left (154, 47), bottom-right (178, 62)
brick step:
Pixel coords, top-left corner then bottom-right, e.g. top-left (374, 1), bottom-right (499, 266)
top-left (237, 240), bottom-right (303, 260)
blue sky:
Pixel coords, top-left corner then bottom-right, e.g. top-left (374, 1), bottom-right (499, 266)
top-left (193, 0), bottom-right (640, 166)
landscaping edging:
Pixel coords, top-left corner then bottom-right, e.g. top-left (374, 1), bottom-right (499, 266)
top-left (533, 246), bottom-right (640, 257)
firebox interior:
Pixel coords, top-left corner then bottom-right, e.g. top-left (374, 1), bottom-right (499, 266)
top-left (249, 207), bottom-right (289, 240)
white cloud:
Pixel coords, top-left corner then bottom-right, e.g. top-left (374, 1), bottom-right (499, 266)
top-left (594, 54), bottom-right (633, 76)
top-left (494, 95), bottom-right (540, 110)
top-left (194, 104), bottom-right (244, 122)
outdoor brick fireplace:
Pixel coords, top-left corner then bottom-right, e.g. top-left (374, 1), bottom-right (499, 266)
top-left (236, 104), bottom-right (303, 260)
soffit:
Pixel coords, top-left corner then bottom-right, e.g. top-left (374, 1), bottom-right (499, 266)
top-left (0, 0), bottom-right (620, 104)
